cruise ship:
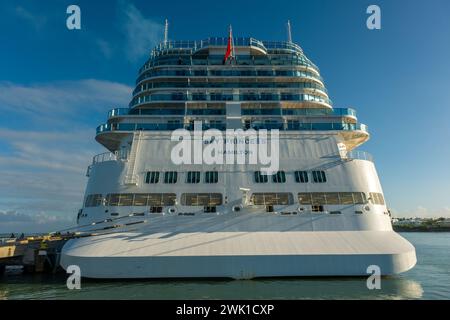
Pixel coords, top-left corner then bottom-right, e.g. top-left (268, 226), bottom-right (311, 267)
top-left (60, 24), bottom-right (416, 279)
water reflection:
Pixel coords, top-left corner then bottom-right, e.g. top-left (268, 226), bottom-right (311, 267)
top-left (0, 273), bottom-right (423, 300)
top-left (0, 289), bottom-right (9, 300)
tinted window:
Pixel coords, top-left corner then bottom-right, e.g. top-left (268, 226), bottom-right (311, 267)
top-left (205, 171), bottom-right (218, 184)
top-left (164, 171), bottom-right (178, 184)
top-left (312, 171), bottom-right (326, 183)
top-left (295, 171), bottom-right (308, 183)
top-left (186, 171), bottom-right (200, 184)
top-left (254, 171), bottom-right (269, 183)
top-left (145, 171), bottom-right (159, 184)
top-left (272, 171), bottom-right (286, 183)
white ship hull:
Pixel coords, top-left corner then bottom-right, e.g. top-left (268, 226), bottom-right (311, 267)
top-left (60, 212), bottom-right (416, 279)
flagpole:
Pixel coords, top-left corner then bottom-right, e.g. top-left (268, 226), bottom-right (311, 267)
top-left (230, 25), bottom-right (235, 61)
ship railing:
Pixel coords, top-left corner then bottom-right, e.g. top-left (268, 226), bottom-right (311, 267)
top-left (151, 38), bottom-right (269, 56)
top-left (151, 38), bottom-right (307, 56)
top-left (106, 107), bottom-right (354, 118)
top-left (345, 150), bottom-right (374, 162)
top-left (139, 57), bottom-right (320, 74)
top-left (96, 122), bottom-right (369, 134)
top-left (108, 108), bottom-right (130, 118)
top-left (129, 92), bottom-right (332, 108)
top-left (263, 41), bottom-right (303, 54)
top-left (92, 150), bottom-right (128, 165)
top-left (136, 68), bottom-right (324, 83)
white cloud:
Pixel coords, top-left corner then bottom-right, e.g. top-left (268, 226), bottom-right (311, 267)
top-left (391, 206), bottom-right (450, 218)
top-left (0, 211), bottom-right (73, 234)
top-left (120, 2), bottom-right (164, 61)
top-left (96, 39), bottom-right (114, 59)
top-left (0, 80), bottom-right (132, 125)
top-left (0, 79), bottom-right (132, 233)
top-left (0, 128), bottom-right (97, 229)
top-left (15, 6), bottom-right (47, 30)
top-left (0, 128), bottom-right (97, 173)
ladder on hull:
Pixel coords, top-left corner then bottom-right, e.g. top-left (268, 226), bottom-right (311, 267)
top-left (123, 131), bottom-right (142, 186)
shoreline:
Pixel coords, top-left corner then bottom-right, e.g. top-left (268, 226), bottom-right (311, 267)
top-left (394, 226), bottom-right (450, 232)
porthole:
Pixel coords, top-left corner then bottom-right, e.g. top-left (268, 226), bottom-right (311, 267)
top-left (168, 207), bottom-right (177, 214)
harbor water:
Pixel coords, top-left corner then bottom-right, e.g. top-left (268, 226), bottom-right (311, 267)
top-left (0, 232), bottom-right (449, 300)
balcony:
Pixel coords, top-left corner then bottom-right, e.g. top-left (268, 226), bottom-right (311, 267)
top-left (86, 150), bottom-right (130, 177)
top-left (146, 38), bottom-right (310, 65)
top-left (151, 38), bottom-right (270, 58)
top-left (97, 123), bottom-right (185, 134)
top-left (132, 80), bottom-right (328, 97)
top-left (136, 68), bottom-right (324, 84)
top-left (129, 92), bottom-right (332, 108)
top-left (92, 150), bottom-right (128, 164)
top-left (256, 122), bottom-right (367, 132)
top-left (244, 107), bottom-right (355, 117)
top-left (346, 150), bottom-right (374, 162)
top-left (107, 107), bottom-right (355, 122)
top-left (108, 107), bottom-right (186, 118)
top-left (108, 108), bottom-right (130, 118)
top-left (96, 121), bottom-right (368, 134)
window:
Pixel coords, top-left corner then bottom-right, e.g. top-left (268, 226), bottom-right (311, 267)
top-left (161, 194), bottom-right (176, 206)
top-left (181, 193), bottom-right (223, 206)
top-left (164, 171), bottom-right (178, 184)
top-left (251, 193), bottom-right (294, 205)
top-left (150, 206), bottom-right (163, 213)
top-left (84, 194), bottom-right (103, 207)
top-left (352, 192), bottom-right (366, 204)
top-left (129, 193), bottom-right (176, 206)
top-left (295, 171), bottom-right (308, 183)
top-left (312, 205), bottom-right (324, 212)
top-left (311, 193), bottom-right (326, 205)
top-left (105, 194), bottom-right (133, 206)
top-left (324, 193), bottom-right (340, 205)
top-left (312, 170), bottom-right (327, 183)
top-left (192, 93), bottom-right (207, 101)
top-left (298, 192), bottom-right (367, 206)
top-left (106, 194), bottom-right (120, 206)
top-left (298, 193), bottom-right (312, 205)
top-left (186, 171), bottom-right (201, 184)
top-left (272, 171), bottom-right (286, 183)
top-left (205, 171), bottom-right (219, 184)
top-left (145, 171), bottom-right (159, 184)
top-left (119, 194), bottom-right (134, 206)
top-left (254, 171), bottom-right (268, 183)
top-left (339, 192), bottom-right (354, 205)
top-left (133, 194), bottom-right (149, 206)
top-left (204, 206), bottom-right (217, 213)
top-left (369, 192), bottom-right (385, 205)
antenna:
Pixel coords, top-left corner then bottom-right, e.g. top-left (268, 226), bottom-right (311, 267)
top-left (286, 20), bottom-right (292, 43)
top-left (164, 19), bottom-right (169, 45)
top-left (230, 25), bottom-right (235, 58)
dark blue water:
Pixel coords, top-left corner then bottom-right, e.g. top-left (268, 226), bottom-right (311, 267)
top-left (0, 233), bottom-right (449, 299)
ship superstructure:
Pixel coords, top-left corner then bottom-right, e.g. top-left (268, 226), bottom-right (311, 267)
top-left (61, 28), bottom-right (416, 279)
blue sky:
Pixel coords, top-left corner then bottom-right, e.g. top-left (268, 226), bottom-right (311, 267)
top-left (0, 0), bottom-right (449, 232)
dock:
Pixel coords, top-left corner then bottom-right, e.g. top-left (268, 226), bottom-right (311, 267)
top-left (0, 234), bottom-right (71, 275)
top-left (0, 214), bottom-right (150, 275)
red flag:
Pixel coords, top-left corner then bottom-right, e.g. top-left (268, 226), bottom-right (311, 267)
top-left (223, 26), bottom-right (233, 64)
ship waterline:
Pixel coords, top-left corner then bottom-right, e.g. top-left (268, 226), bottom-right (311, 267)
top-left (61, 33), bottom-right (416, 278)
